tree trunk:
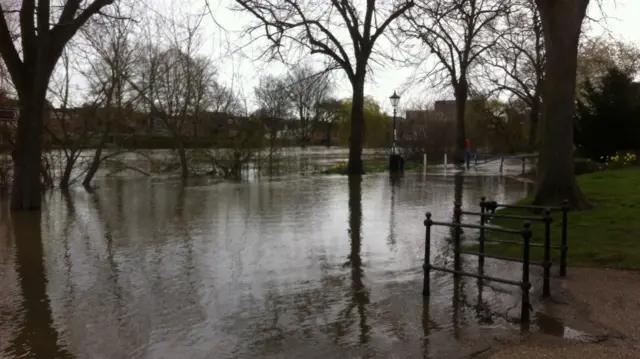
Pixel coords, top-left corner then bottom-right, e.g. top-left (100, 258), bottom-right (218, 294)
top-left (59, 153), bottom-right (77, 189)
top-left (83, 147), bottom-right (104, 188)
top-left (83, 118), bottom-right (112, 188)
top-left (40, 160), bottom-right (54, 189)
top-left (326, 122), bottom-right (332, 148)
top-left (178, 140), bottom-right (188, 180)
top-left (528, 96), bottom-right (541, 151)
top-left (454, 84), bottom-right (468, 164)
top-left (347, 75), bottom-right (366, 175)
top-left (11, 94), bottom-right (46, 210)
top-left (533, 0), bottom-right (591, 209)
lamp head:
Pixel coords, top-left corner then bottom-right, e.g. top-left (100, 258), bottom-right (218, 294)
top-left (389, 91), bottom-right (400, 108)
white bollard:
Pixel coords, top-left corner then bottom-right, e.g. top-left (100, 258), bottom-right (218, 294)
top-left (423, 153), bottom-right (427, 172)
top-left (444, 153), bottom-right (448, 169)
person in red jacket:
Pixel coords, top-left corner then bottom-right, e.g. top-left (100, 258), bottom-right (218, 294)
top-left (465, 138), bottom-right (471, 169)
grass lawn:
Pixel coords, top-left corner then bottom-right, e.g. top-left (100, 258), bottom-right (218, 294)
top-left (466, 168), bottom-right (640, 269)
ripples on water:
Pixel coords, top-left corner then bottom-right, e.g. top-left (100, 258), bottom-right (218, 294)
top-left (0, 170), bottom-right (533, 359)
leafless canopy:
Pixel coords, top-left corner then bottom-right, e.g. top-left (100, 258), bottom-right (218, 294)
top-left (234, 0), bottom-right (414, 85)
top-left (0, 0), bottom-right (116, 96)
top-left (397, 0), bottom-right (508, 93)
top-left (284, 64), bottom-right (332, 142)
top-left (482, 0), bottom-right (545, 107)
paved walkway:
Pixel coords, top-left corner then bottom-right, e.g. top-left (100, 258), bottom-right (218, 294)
top-left (486, 268), bottom-right (640, 359)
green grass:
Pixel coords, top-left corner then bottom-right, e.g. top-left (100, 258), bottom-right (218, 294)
top-left (465, 167), bottom-right (640, 269)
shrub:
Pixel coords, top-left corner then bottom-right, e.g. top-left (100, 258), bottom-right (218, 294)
top-left (574, 157), bottom-right (600, 174)
top-left (601, 151), bottom-right (638, 170)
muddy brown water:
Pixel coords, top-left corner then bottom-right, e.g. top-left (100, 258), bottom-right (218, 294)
top-left (0, 171), bottom-right (536, 358)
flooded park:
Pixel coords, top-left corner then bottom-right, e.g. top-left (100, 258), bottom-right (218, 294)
top-left (0, 149), bottom-right (538, 359)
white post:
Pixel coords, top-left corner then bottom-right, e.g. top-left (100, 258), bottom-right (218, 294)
top-left (423, 153), bottom-right (427, 172)
top-left (444, 153), bottom-right (448, 169)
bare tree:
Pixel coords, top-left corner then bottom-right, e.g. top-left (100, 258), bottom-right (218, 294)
top-left (130, 9), bottom-right (215, 180)
top-left (284, 64), bottom-right (332, 147)
top-left (315, 98), bottom-right (342, 147)
top-left (532, 0), bottom-right (590, 208)
top-left (398, 0), bottom-right (507, 163)
top-left (80, 2), bottom-right (138, 187)
top-left (483, 0), bottom-right (544, 151)
top-left (254, 75), bottom-right (291, 120)
top-left (577, 36), bottom-right (640, 89)
top-left (235, 0), bottom-right (414, 174)
top-left (0, 0), bottom-right (116, 210)
top-left (45, 48), bottom-right (90, 189)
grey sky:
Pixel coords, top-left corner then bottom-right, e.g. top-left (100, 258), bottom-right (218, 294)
top-left (199, 0), bottom-right (639, 114)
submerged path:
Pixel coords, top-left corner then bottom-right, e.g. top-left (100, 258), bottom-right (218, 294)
top-left (486, 267), bottom-right (640, 359)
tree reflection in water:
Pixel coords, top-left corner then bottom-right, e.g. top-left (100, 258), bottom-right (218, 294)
top-left (6, 212), bottom-right (73, 359)
top-left (346, 175), bottom-right (370, 345)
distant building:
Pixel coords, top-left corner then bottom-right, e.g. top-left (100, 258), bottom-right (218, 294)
top-left (433, 99), bottom-right (485, 122)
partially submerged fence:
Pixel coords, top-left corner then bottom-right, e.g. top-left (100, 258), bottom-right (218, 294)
top-left (483, 198), bottom-right (570, 277)
top-left (422, 198), bottom-right (569, 323)
top-left (470, 153), bottom-right (537, 173)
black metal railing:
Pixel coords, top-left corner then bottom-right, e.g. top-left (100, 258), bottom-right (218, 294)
top-left (457, 200), bottom-right (553, 298)
top-left (423, 212), bottom-right (533, 323)
top-left (483, 198), bottom-right (570, 277)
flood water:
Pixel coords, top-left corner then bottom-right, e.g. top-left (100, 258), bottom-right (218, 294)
top-left (0, 170), bottom-right (533, 358)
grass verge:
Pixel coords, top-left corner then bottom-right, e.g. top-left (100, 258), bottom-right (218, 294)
top-left (465, 167), bottom-right (640, 269)
top-left (322, 158), bottom-right (422, 175)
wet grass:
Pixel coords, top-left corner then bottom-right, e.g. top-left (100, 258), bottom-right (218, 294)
top-left (322, 158), bottom-right (423, 175)
top-left (465, 167), bottom-right (640, 269)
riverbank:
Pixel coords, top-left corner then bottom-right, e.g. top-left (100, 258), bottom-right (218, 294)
top-left (476, 168), bottom-right (640, 358)
top-left (472, 167), bottom-right (640, 269)
top-left (485, 267), bottom-right (640, 359)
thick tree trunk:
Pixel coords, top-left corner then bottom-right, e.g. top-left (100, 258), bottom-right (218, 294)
top-left (528, 97), bottom-right (541, 151)
top-left (347, 76), bottom-right (366, 175)
top-left (326, 122), bottom-right (332, 148)
top-left (454, 84), bottom-right (468, 164)
top-left (533, 0), bottom-right (591, 209)
top-left (11, 94), bottom-right (46, 210)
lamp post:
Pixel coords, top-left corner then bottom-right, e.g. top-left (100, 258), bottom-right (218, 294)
top-left (388, 91), bottom-right (404, 172)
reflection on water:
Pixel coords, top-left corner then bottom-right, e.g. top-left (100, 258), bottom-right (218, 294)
top-left (5, 212), bottom-right (72, 359)
top-left (0, 173), bottom-right (533, 358)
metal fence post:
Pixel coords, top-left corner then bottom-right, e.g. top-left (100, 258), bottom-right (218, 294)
top-left (423, 212), bottom-right (433, 296)
top-left (479, 197), bottom-right (486, 271)
top-left (543, 209), bottom-right (552, 298)
top-left (560, 200), bottom-right (569, 277)
top-left (488, 200), bottom-right (498, 215)
top-left (454, 202), bottom-right (462, 271)
top-left (521, 221), bottom-right (532, 323)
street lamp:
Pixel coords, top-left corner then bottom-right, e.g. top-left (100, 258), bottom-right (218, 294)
top-left (389, 91), bottom-right (400, 154)
top-left (388, 91), bottom-right (404, 173)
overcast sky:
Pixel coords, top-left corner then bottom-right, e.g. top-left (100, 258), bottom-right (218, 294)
top-left (189, 0), bottom-right (638, 115)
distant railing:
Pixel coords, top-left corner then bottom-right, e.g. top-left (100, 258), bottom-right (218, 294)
top-left (469, 152), bottom-right (538, 173)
